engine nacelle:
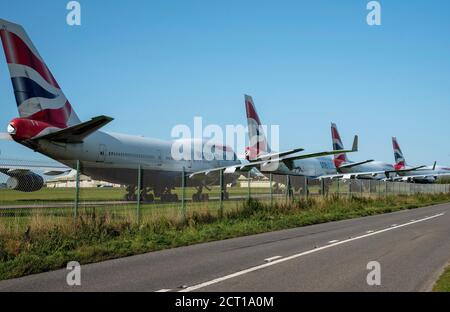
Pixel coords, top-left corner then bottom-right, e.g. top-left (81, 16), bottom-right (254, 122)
top-left (6, 173), bottom-right (44, 192)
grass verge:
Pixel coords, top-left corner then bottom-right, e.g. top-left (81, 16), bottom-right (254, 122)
top-left (1, 193), bottom-right (450, 281)
top-left (433, 264), bottom-right (450, 292)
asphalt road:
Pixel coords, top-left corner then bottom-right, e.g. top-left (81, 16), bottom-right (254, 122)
top-left (1, 202), bottom-right (450, 291)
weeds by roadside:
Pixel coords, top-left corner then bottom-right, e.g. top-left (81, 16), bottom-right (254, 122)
top-left (1, 193), bottom-right (450, 280)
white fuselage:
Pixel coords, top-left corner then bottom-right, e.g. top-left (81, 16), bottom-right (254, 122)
top-left (258, 156), bottom-right (337, 189)
top-left (338, 160), bottom-right (394, 180)
top-left (29, 130), bottom-right (241, 194)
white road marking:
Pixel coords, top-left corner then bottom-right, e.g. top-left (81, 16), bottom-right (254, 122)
top-left (155, 289), bottom-right (171, 292)
top-left (264, 256), bottom-right (282, 263)
top-left (179, 213), bottom-right (444, 292)
top-left (366, 230), bottom-right (374, 234)
top-left (391, 224), bottom-right (398, 227)
top-left (328, 240), bottom-right (339, 244)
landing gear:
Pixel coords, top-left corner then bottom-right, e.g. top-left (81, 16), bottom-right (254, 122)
top-left (273, 183), bottom-right (283, 194)
top-left (157, 187), bottom-right (178, 202)
top-left (124, 185), bottom-right (137, 201)
top-left (161, 193), bottom-right (178, 202)
top-left (124, 185), bottom-right (155, 202)
top-left (140, 187), bottom-right (155, 203)
top-left (192, 186), bottom-right (209, 202)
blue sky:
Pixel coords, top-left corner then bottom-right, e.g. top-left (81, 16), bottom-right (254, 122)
top-left (0, 0), bottom-right (449, 166)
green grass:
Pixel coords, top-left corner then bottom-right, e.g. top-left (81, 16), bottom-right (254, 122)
top-left (433, 264), bottom-right (450, 292)
top-left (0, 193), bottom-right (449, 281)
top-left (0, 186), bottom-right (272, 204)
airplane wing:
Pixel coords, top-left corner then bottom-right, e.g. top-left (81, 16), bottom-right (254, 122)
top-left (395, 172), bottom-right (450, 182)
top-left (318, 165), bottom-right (427, 181)
top-left (35, 116), bottom-right (114, 143)
top-left (318, 172), bottom-right (381, 181)
top-left (384, 165), bottom-right (426, 175)
top-left (190, 136), bottom-right (358, 178)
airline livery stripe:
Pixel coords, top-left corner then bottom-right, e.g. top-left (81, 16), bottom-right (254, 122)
top-left (0, 29), bottom-right (60, 89)
top-left (11, 77), bottom-right (57, 105)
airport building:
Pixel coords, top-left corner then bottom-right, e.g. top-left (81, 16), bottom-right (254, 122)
top-left (46, 171), bottom-right (121, 188)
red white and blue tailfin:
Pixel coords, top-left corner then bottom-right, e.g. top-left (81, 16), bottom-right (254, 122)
top-left (392, 137), bottom-right (406, 170)
top-left (0, 19), bottom-right (80, 130)
top-left (244, 95), bottom-right (271, 160)
top-left (331, 122), bottom-right (349, 168)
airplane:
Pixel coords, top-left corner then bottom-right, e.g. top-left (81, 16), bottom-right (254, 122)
top-left (189, 95), bottom-right (358, 193)
top-left (329, 123), bottom-right (396, 180)
top-left (319, 124), bottom-right (426, 181)
top-left (324, 123), bottom-right (419, 181)
top-left (391, 137), bottom-right (450, 183)
top-left (0, 19), bottom-right (352, 202)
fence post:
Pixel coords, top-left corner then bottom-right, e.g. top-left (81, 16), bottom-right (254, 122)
top-left (304, 176), bottom-right (309, 200)
top-left (137, 164), bottom-right (142, 224)
top-left (74, 160), bottom-right (80, 220)
top-left (285, 175), bottom-right (290, 203)
top-left (247, 171), bottom-right (251, 200)
top-left (321, 179), bottom-right (325, 198)
top-left (336, 179), bottom-right (340, 198)
top-left (181, 167), bottom-right (186, 221)
top-left (219, 169), bottom-right (224, 218)
top-left (269, 173), bottom-right (273, 206)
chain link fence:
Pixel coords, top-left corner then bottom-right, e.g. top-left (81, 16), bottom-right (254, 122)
top-left (1, 159), bottom-right (450, 228)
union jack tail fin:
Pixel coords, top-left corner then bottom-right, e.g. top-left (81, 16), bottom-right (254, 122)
top-left (0, 19), bottom-right (80, 129)
top-left (392, 137), bottom-right (406, 170)
top-left (244, 95), bottom-right (271, 160)
top-left (331, 122), bottom-right (349, 168)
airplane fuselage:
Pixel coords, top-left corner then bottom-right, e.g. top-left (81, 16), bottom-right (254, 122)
top-left (27, 130), bottom-right (241, 195)
top-left (258, 156), bottom-right (337, 189)
top-left (338, 160), bottom-right (394, 180)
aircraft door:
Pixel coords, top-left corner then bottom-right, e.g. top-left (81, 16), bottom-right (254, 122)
top-left (157, 150), bottom-right (163, 166)
top-left (97, 144), bottom-right (107, 162)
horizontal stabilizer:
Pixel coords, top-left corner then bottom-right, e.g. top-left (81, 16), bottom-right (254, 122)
top-left (35, 116), bottom-right (113, 143)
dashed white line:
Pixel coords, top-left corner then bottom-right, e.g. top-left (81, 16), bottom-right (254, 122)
top-left (264, 256), bottom-right (282, 263)
top-left (155, 289), bottom-right (171, 292)
top-left (179, 213), bottom-right (444, 292)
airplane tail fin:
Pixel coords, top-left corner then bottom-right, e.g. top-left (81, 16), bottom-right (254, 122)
top-left (331, 122), bottom-right (349, 168)
top-left (392, 137), bottom-right (406, 169)
top-left (0, 19), bottom-right (80, 129)
top-left (245, 95), bottom-right (271, 160)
